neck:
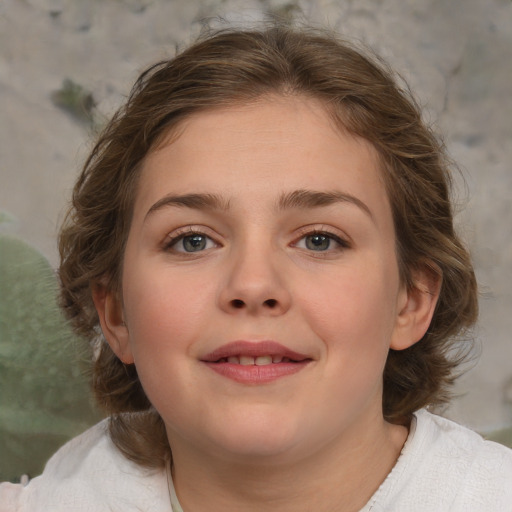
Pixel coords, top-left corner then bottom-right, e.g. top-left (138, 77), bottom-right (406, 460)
top-left (169, 410), bottom-right (409, 512)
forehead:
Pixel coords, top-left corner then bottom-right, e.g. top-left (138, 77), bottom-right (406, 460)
top-left (134, 95), bottom-right (390, 220)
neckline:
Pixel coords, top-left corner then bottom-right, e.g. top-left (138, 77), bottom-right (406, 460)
top-left (166, 463), bottom-right (184, 512)
top-left (360, 411), bottom-right (419, 510)
top-left (165, 411), bottom-right (420, 512)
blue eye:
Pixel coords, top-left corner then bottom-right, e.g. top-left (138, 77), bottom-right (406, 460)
top-left (295, 232), bottom-right (347, 252)
top-left (169, 233), bottom-right (216, 253)
top-left (305, 233), bottom-right (331, 251)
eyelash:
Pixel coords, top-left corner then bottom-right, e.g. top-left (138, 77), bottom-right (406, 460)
top-left (162, 227), bottom-right (350, 255)
top-left (163, 228), bottom-right (219, 254)
top-left (292, 229), bottom-right (350, 254)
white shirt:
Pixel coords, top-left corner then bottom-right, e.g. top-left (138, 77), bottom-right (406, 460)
top-left (1, 410), bottom-right (511, 511)
top-left (360, 409), bottom-right (512, 511)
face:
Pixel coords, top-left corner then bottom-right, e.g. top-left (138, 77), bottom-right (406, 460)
top-left (98, 95), bottom-right (429, 465)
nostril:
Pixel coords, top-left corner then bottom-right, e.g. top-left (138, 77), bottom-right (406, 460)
top-left (264, 299), bottom-right (278, 308)
top-left (231, 299), bottom-right (245, 309)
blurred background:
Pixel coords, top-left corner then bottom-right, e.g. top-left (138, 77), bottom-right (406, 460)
top-left (1, 0), bottom-right (511, 481)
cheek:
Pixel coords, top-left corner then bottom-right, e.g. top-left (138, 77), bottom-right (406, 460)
top-left (121, 264), bottom-right (216, 360)
top-left (120, 268), bottom-right (214, 414)
top-left (303, 267), bottom-right (397, 343)
top-left (299, 260), bottom-right (399, 390)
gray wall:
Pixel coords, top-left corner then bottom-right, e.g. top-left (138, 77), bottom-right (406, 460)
top-left (1, 0), bottom-right (511, 434)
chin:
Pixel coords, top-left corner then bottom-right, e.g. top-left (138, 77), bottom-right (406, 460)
top-left (208, 413), bottom-right (312, 462)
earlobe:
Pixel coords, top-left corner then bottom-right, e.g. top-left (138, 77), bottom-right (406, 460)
top-left (390, 264), bottom-right (442, 351)
top-left (91, 282), bottom-right (134, 364)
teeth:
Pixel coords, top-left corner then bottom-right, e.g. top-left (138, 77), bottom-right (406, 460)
top-left (255, 355), bottom-right (273, 366)
top-left (224, 355), bottom-right (286, 365)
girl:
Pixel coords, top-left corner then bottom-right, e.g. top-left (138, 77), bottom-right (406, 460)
top-left (2, 25), bottom-right (511, 512)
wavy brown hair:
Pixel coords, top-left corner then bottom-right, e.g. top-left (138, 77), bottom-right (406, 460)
top-left (59, 25), bottom-right (478, 468)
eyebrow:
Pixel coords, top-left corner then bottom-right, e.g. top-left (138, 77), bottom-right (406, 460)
top-left (144, 189), bottom-right (373, 221)
top-left (277, 189), bottom-right (374, 220)
top-left (145, 193), bottom-right (230, 219)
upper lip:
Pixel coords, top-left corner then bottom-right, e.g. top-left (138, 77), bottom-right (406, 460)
top-left (200, 341), bottom-right (311, 362)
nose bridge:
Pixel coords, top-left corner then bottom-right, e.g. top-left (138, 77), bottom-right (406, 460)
top-left (219, 230), bottom-right (291, 315)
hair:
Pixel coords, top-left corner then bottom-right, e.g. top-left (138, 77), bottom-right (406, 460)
top-left (59, 24), bottom-right (478, 468)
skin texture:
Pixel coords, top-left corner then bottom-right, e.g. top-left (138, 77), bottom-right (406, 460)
top-left (93, 95), bottom-right (440, 511)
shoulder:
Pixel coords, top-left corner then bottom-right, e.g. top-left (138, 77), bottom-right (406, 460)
top-left (367, 409), bottom-right (512, 512)
top-left (417, 410), bottom-right (512, 509)
top-left (417, 409), bottom-right (512, 470)
top-left (0, 418), bottom-right (171, 512)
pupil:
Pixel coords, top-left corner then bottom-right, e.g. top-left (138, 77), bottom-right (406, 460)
top-left (184, 235), bottom-right (206, 252)
top-left (306, 234), bottom-right (330, 251)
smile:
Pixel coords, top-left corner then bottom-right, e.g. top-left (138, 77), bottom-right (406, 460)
top-left (201, 341), bottom-right (312, 384)
top-left (217, 355), bottom-right (295, 365)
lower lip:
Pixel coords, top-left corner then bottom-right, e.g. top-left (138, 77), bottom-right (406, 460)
top-left (203, 361), bottom-right (310, 384)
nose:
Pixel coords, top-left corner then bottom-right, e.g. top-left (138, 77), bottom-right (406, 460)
top-left (218, 242), bottom-right (292, 316)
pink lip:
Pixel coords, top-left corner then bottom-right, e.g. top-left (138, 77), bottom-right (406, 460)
top-left (201, 341), bottom-right (312, 385)
top-left (201, 340), bottom-right (310, 362)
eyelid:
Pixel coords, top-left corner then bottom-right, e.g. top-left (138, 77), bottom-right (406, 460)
top-left (162, 225), bottom-right (221, 251)
top-left (161, 224), bottom-right (351, 253)
top-left (292, 225), bottom-right (351, 247)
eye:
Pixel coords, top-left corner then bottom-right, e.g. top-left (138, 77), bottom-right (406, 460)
top-left (166, 232), bottom-right (217, 253)
top-left (294, 231), bottom-right (348, 252)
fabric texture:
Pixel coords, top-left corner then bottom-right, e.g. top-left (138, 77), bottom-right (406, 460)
top-left (359, 409), bottom-right (512, 511)
top-left (1, 410), bottom-right (511, 511)
top-left (0, 419), bottom-right (171, 512)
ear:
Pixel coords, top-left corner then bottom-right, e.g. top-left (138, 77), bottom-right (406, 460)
top-left (390, 263), bottom-right (442, 351)
top-left (91, 281), bottom-right (134, 364)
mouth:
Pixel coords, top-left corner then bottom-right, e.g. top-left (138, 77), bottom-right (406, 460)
top-left (213, 355), bottom-right (300, 365)
top-left (200, 341), bottom-right (312, 384)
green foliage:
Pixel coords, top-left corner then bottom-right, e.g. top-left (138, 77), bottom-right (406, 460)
top-left (0, 211), bottom-right (15, 225)
top-left (0, 235), bottom-right (101, 481)
top-left (51, 78), bottom-right (95, 124)
top-left (485, 427), bottom-right (512, 448)
top-left (262, 0), bottom-right (302, 23)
